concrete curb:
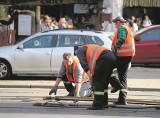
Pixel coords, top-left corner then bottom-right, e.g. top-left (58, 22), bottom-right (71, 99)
top-left (1, 85), bottom-right (160, 92)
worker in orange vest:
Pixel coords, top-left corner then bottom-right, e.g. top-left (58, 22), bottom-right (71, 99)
top-left (112, 16), bottom-right (135, 105)
top-left (74, 44), bottom-right (123, 94)
top-left (49, 53), bottom-right (93, 97)
top-left (76, 44), bottom-right (117, 110)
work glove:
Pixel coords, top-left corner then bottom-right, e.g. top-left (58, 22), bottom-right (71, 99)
top-left (49, 85), bottom-right (58, 95)
top-left (74, 92), bottom-right (80, 97)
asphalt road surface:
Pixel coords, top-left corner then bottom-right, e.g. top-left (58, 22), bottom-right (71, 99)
top-left (0, 65), bottom-right (160, 118)
top-left (0, 88), bottom-right (160, 118)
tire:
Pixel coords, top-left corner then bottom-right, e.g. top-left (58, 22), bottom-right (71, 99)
top-left (0, 60), bottom-right (12, 80)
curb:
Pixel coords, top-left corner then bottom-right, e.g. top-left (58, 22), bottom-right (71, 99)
top-left (0, 85), bottom-right (160, 92)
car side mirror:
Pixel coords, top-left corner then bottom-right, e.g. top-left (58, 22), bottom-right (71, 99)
top-left (17, 44), bottom-right (24, 50)
top-left (134, 36), bottom-right (141, 42)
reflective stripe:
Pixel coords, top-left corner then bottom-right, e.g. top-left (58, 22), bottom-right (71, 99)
top-left (89, 46), bottom-right (97, 69)
top-left (63, 81), bottom-right (72, 84)
top-left (120, 89), bottom-right (127, 92)
top-left (104, 89), bottom-right (108, 93)
top-left (121, 44), bottom-right (134, 47)
top-left (90, 47), bottom-right (102, 73)
top-left (94, 91), bottom-right (104, 95)
top-left (117, 49), bottom-right (134, 53)
top-left (86, 44), bottom-right (107, 75)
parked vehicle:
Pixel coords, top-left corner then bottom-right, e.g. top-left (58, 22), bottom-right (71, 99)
top-left (0, 29), bottom-right (112, 79)
top-left (132, 25), bottom-right (160, 64)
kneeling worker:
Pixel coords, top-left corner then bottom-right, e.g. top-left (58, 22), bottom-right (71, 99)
top-left (49, 53), bottom-right (93, 97)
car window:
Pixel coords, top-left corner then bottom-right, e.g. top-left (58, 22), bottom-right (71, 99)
top-left (23, 35), bottom-right (55, 48)
top-left (85, 35), bottom-right (104, 46)
top-left (140, 28), bottom-right (160, 41)
top-left (56, 35), bottom-right (85, 47)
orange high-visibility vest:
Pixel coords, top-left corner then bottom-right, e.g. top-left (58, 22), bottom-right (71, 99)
top-left (86, 44), bottom-right (108, 75)
top-left (64, 56), bottom-right (89, 83)
top-left (112, 24), bottom-right (135, 57)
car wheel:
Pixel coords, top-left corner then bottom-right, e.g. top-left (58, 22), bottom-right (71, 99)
top-left (0, 60), bottom-right (12, 80)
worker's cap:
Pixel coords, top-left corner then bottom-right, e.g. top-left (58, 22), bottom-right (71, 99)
top-left (74, 44), bottom-right (81, 51)
top-left (113, 16), bottom-right (126, 23)
top-left (63, 53), bottom-right (71, 60)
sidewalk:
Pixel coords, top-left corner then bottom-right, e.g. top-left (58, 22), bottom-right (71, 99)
top-left (0, 78), bottom-right (160, 91)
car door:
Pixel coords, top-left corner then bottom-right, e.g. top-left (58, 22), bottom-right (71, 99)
top-left (14, 35), bottom-right (55, 74)
top-left (51, 34), bottom-right (85, 74)
top-left (134, 27), bottom-right (160, 63)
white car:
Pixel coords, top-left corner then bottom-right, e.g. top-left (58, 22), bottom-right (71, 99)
top-left (0, 29), bottom-right (113, 79)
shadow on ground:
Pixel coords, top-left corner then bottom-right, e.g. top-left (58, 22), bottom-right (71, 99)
top-left (132, 64), bottom-right (160, 68)
top-left (8, 75), bottom-right (56, 80)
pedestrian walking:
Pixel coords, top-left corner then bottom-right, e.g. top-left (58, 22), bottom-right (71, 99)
top-left (49, 53), bottom-right (93, 97)
top-left (76, 44), bottom-right (117, 110)
top-left (112, 16), bottom-right (135, 105)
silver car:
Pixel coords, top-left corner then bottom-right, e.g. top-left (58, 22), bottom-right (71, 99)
top-left (0, 29), bottom-right (113, 79)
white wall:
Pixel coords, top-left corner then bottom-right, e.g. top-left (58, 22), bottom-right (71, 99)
top-left (102, 0), bottom-right (123, 32)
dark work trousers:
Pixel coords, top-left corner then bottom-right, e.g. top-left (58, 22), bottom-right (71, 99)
top-left (62, 74), bottom-right (74, 95)
top-left (92, 51), bottom-right (116, 107)
top-left (116, 56), bottom-right (132, 102)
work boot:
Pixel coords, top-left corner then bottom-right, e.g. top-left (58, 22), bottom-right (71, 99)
top-left (87, 93), bottom-right (106, 110)
top-left (110, 76), bottom-right (123, 93)
top-left (115, 90), bottom-right (127, 105)
top-left (67, 88), bottom-right (75, 96)
top-left (103, 89), bottom-right (109, 108)
top-left (87, 101), bottom-right (104, 110)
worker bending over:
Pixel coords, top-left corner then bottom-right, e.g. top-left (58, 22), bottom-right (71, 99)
top-left (76, 44), bottom-right (117, 110)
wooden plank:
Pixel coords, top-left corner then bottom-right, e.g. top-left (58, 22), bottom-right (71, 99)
top-left (55, 96), bottom-right (93, 101)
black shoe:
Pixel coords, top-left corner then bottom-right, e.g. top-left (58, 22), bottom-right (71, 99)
top-left (110, 88), bottom-right (119, 93)
top-left (87, 106), bottom-right (104, 110)
top-left (114, 101), bottom-right (128, 105)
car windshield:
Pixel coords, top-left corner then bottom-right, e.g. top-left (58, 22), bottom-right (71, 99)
top-left (103, 32), bottom-right (114, 41)
top-left (15, 33), bottom-right (40, 44)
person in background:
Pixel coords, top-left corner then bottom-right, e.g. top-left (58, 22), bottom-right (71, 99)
top-left (131, 16), bottom-right (138, 33)
top-left (65, 15), bottom-right (73, 26)
top-left (142, 15), bottom-right (152, 28)
top-left (49, 53), bottom-right (93, 97)
top-left (136, 17), bottom-right (143, 30)
top-left (50, 20), bottom-right (59, 30)
top-left (39, 15), bottom-right (51, 32)
top-left (58, 17), bottom-right (68, 29)
top-left (128, 20), bottom-right (134, 33)
top-left (112, 16), bottom-right (135, 105)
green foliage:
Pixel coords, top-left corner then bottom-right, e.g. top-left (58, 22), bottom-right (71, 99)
top-left (0, 5), bottom-right (8, 20)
